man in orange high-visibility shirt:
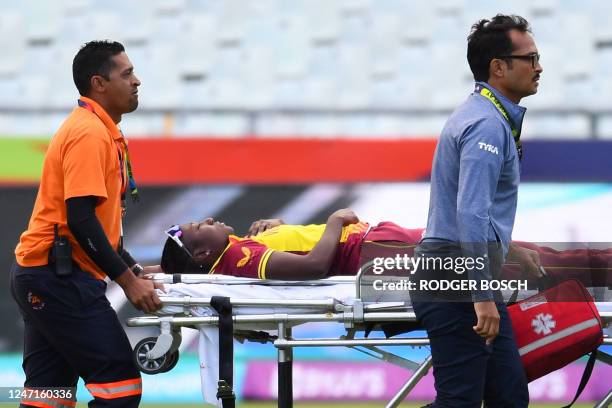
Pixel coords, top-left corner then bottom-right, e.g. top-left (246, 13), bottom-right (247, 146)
top-left (11, 41), bottom-right (162, 408)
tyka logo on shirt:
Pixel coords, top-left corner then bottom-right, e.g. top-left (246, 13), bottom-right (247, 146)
top-left (478, 142), bottom-right (499, 155)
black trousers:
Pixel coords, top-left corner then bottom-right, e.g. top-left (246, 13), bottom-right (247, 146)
top-left (10, 261), bottom-right (141, 408)
top-left (413, 301), bottom-right (529, 408)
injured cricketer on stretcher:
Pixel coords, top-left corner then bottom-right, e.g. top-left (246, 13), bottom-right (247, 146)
top-left (158, 209), bottom-right (612, 289)
top-left (129, 209), bottom-right (612, 407)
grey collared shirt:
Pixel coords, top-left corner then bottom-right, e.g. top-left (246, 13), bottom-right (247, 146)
top-left (423, 82), bottom-right (526, 301)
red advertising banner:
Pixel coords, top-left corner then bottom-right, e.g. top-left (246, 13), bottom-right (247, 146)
top-left (128, 138), bottom-right (437, 184)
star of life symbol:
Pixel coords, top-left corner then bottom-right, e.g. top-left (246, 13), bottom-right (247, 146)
top-left (532, 313), bottom-right (556, 335)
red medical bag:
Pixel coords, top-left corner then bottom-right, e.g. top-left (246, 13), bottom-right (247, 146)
top-left (508, 279), bottom-right (603, 382)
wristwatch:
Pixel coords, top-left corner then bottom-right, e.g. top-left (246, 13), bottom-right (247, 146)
top-left (132, 263), bottom-right (144, 276)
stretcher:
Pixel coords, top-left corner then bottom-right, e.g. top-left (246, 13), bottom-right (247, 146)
top-left (126, 272), bottom-right (612, 408)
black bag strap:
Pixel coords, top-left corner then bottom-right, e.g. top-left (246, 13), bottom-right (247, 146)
top-left (562, 350), bottom-right (598, 408)
top-left (210, 296), bottom-right (235, 408)
top-left (507, 271), bottom-right (556, 306)
top-left (507, 286), bottom-right (520, 306)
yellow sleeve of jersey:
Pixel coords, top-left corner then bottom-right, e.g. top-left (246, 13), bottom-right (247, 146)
top-left (258, 248), bottom-right (275, 280)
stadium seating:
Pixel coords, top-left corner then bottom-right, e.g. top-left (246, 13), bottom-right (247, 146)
top-left (1, 0), bottom-right (611, 137)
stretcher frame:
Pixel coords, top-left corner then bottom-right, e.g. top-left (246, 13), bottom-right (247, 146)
top-left (127, 273), bottom-right (612, 408)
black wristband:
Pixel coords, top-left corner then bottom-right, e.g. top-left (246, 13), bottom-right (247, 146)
top-left (120, 247), bottom-right (137, 269)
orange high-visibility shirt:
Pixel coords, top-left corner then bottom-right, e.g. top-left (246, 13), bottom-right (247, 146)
top-left (15, 97), bottom-right (127, 280)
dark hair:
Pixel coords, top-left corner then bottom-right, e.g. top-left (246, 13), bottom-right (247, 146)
top-left (72, 40), bottom-right (125, 96)
top-left (161, 237), bottom-right (202, 274)
top-left (467, 14), bottom-right (531, 82)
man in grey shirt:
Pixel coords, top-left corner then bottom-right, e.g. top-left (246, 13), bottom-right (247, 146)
top-left (414, 15), bottom-right (543, 407)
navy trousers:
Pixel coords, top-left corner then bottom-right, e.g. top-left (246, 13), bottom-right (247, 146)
top-left (413, 301), bottom-right (529, 408)
top-left (10, 262), bottom-right (141, 408)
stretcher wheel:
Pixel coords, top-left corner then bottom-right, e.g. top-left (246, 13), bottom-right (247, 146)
top-left (133, 337), bottom-right (177, 375)
top-left (161, 350), bottom-right (179, 373)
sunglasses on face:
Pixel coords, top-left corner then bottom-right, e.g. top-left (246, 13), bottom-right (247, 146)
top-left (165, 224), bottom-right (193, 258)
top-left (497, 53), bottom-right (540, 69)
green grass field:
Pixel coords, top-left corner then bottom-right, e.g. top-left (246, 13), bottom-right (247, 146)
top-left (72, 403), bottom-right (594, 408)
top-left (235, 404), bottom-right (594, 408)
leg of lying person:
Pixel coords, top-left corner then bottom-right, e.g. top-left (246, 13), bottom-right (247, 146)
top-left (413, 301), bottom-right (491, 408)
top-left (482, 304), bottom-right (529, 407)
top-left (11, 263), bottom-right (142, 408)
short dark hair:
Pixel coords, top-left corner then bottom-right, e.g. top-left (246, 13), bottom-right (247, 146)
top-left (161, 237), bottom-right (201, 274)
top-left (467, 14), bottom-right (531, 82)
top-left (72, 40), bottom-right (125, 96)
